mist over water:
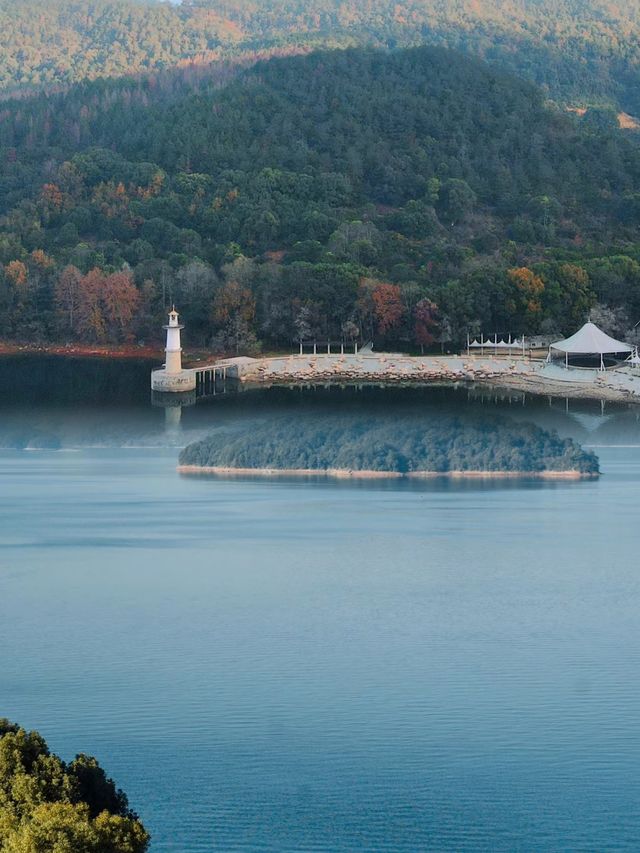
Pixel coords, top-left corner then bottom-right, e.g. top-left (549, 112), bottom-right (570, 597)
top-left (2, 357), bottom-right (640, 851)
top-left (2, 353), bottom-right (640, 450)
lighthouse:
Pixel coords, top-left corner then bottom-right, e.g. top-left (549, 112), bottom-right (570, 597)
top-left (150, 306), bottom-right (196, 392)
top-left (164, 306), bottom-right (183, 374)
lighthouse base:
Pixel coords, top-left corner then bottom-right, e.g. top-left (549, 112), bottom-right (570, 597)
top-left (151, 368), bottom-right (196, 392)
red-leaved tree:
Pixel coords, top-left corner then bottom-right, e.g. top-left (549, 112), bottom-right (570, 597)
top-left (371, 282), bottom-right (404, 337)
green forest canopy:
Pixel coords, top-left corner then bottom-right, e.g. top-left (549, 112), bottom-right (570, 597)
top-left (2, 45), bottom-right (640, 350)
top-left (3, 0), bottom-right (640, 115)
top-left (0, 719), bottom-right (149, 852)
top-left (179, 415), bottom-right (600, 475)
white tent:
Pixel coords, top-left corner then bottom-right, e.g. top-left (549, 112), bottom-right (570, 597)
top-left (468, 335), bottom-right (525, 353)
top-left (549, 322), bottom-right (632, 369)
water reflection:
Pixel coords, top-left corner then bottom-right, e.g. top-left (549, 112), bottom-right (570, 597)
top-left (151, 390), bottom-right (196, 437)
top-left (0, 355), bottom-right (639, 450)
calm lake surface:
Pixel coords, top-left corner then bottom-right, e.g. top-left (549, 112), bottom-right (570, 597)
top-left (1, 356), bottom-right (640, 851)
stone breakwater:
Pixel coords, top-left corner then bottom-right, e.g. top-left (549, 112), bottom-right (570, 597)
top-left (212, 353), bottom-right (640, 403)
top-left (178, 465), bottom-right (597, 480)
top-left (246, 354), bottom-right (513, 385)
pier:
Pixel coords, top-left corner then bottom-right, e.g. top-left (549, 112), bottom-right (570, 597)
top-left (194, 364), bottom-right (228, 395)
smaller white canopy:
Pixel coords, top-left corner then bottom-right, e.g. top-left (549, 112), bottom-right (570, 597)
top-left (470, 337), bottom-right (524, 349)
top-left (550, 322), bottom-right (632, 355)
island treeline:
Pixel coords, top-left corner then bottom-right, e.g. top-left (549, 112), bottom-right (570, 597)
top-left (179, 416), bottom-right (600, 475)
top-left (2, 46), bottom-right (640, 352)
top-left (0, 719), bottom-right (149, 852)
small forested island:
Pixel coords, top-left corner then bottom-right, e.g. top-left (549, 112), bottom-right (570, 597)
top-left (0, 719), bottom-right (148, 852)
top-left (179, 417), bottom-right (600, 479)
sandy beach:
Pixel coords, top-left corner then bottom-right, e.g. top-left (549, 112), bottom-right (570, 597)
top-left (177, 465), bottom-right (597, 480)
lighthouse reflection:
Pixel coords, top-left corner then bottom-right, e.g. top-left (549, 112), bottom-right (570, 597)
top-left (151, 368), bottom-right (238, 437)
top-left (151, 389), bottom-right (196, 436)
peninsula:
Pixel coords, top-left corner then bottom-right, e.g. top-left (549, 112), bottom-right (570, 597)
top-left (152, 309), bottom-right (640, 405)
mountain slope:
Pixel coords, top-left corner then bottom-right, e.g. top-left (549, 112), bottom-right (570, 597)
top-left (3, 47), bottom-right (638, 228)
top-left (1, 46), bottom-right (640, 346)
top-left (2, 0), bottom-right (640, 113)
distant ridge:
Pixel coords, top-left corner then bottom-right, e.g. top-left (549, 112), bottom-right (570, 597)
top-left (3, 0), bottom-right (640, 112)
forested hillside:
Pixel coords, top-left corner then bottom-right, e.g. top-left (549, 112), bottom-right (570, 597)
top-left (3, 0), bottom-right (640, 114)
top-left (2, 46), bottom-right (640, 350)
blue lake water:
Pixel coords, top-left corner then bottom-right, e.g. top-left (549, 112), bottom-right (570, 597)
top-left (1, 359), bottom-right (640, 851)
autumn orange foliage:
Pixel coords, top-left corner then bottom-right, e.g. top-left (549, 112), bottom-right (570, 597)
top-left (54, 265), bottom-right (140, 342)
top-left (5, 260), bottom-right (28, 289)
top-left (508, 267), bottom-right (545, 316)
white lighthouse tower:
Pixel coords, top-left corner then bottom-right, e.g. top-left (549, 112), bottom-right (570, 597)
top-left (164, 306), bottom-right (183, 374)
top-left (151, 306), bottom-right (196, 392)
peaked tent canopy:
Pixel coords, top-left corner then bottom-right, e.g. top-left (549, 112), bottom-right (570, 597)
top-left (549, 322), bottom-right (632, 355)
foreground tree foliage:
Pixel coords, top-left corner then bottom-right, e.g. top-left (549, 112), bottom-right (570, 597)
top-left (0, 720), bottom-right (149, 853)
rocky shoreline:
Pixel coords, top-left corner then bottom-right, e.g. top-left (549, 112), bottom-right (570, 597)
top-left (230, 354), bottom-right (640, 405)
top-left (248, 373), bottom-right (636, 402)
